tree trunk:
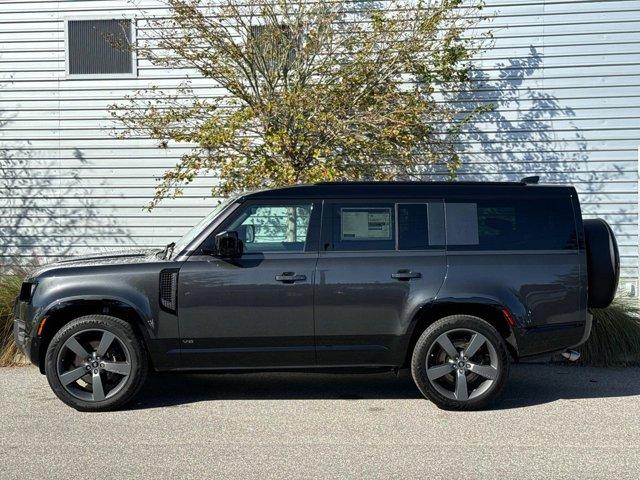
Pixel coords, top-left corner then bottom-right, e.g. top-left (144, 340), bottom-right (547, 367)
top-left (286, 206), bottom-right (297, 242)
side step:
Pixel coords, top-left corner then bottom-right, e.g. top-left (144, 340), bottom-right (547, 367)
top-left (561, 350), bottom-right (581, 362)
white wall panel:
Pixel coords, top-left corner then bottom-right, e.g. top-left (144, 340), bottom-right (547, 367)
top-left (0, 0), bottom-right (638, 293)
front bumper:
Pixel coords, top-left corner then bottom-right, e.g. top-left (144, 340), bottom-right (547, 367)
top-left (13, 316), bottom-right (37, 367)
top-left (12, 299), bottom-right (38, 366)
top-left (13, 317), bottom-right (26, 352)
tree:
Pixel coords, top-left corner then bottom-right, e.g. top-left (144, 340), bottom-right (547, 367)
top-left (111, 0), bottom-right (491, 208)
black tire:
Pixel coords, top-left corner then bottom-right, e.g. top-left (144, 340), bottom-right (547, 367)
top-left (45, 315), bottom-right (148, 412)
top-left (411, 315), bottom-right (510, 411)
top-left (584, 218), bottom-right (620, 308)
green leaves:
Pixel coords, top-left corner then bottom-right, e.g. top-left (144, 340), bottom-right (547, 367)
top-left (111, 0), bottom-right (490, 208)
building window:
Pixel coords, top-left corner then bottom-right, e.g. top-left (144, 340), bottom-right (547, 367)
top-left (66, 19), bottom-right (134, 76)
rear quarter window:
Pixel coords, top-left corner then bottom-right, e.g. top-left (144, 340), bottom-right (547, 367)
top-left (446, 197), bottom-right (577, 251)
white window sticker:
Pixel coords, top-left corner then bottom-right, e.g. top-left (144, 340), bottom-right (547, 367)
top-left (341, 208), bottom-right (392, 240)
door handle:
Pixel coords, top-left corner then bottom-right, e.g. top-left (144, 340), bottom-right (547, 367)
top-left (391, 270), bottom-right (422, 281)
top-left (275, 272), bottom-right (307, 283)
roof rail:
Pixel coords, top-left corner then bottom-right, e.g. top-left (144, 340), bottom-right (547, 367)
top-left (314, 180), bottom-right (526, 186)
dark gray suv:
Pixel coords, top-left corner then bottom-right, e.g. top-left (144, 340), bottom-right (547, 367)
top-left (13, 181), bottom-right (619, 411)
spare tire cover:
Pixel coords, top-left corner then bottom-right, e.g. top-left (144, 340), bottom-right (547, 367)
top-left (583, 218), bottom-right (620, 308)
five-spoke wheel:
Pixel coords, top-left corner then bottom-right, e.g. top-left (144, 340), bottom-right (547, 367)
top-left (56, 329), bottom-right (132, 402)
top-left (411, 315), bottom-right (510, 410)
top-left (426, 329), bottom-right (499, 401)
top-left (45, 315), bottom-right (147, 411)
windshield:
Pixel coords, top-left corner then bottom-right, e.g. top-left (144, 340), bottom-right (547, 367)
top-left (171, 197), bottom-right (237, 255)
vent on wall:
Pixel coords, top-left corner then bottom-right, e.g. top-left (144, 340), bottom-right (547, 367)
top-left (159, 269), bottom-right (179, 313)
top-left (67, 19), bottom-right (134, 75)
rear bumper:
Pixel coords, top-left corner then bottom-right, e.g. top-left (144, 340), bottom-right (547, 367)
top-left (571, 311), bottom-right (593, 349)
top-left (517, 311), bottom-right (593, 358)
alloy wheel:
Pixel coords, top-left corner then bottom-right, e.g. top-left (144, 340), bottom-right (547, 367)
top-left (425, 328), bottom-right (499, 401)
top-left (56, 328), bottom-right (131, 402)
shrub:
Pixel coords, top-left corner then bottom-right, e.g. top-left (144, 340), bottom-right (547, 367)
top-left (576, 298), bottom-right (640, 367)
top-left (0, 266), bottom-right (30, 366)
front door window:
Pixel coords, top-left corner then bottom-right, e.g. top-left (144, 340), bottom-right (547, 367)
top-left (226, 203), bottom-right (314, 253)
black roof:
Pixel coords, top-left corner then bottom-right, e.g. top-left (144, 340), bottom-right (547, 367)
top-left (243, 181), bottom-right (574, 200)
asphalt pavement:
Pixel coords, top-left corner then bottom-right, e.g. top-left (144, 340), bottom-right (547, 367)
top-left (1, 363), bottom-right (639, 479)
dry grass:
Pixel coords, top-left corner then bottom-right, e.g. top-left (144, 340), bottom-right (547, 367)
top-left (0, 266), bottom-right (31, 366)
top-left (576, 298), bottom-right (640, 367)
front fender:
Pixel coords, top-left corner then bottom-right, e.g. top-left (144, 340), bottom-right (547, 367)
top-left (33, 276), bottom-right (155, 333)
top-left (38, 294), bottom-right (154, 334)
top-left (25, 262), bottom-right (181, 373)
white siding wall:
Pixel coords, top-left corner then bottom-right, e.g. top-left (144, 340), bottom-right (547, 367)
top-left (0, 0), bottom-right (639, 292)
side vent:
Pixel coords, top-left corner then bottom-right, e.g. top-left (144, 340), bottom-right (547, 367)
top-left (159, 269), bottom-right (179, 313)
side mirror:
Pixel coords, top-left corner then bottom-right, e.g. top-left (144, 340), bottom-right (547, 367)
top-left (237, 224), bottom-right (255, 244)
top-left (214, 231), bottom-right (243, 258)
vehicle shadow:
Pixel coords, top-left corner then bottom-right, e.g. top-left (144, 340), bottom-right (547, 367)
top-left (493, 363), bottom-right (640, 410)
top-left (131, 363), bottom-right (640, 411)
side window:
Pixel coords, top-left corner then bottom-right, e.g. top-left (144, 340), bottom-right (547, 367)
top-left (397, 203), bottom-right (446, 250)
top-left (446, 197), bottom-right (577, 251)
top-left (226, 203), bottom-right (314, 253)
top-left (329, 204), bottom-right (395, 251)
top-left (398, 204), bottom-right (427, 250)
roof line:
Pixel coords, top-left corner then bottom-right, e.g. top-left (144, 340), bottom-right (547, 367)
top-left (313, 180), bottom-right (529, 186)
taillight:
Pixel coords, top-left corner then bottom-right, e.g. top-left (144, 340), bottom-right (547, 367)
top-left (501, 308), bottom-right (516, 328)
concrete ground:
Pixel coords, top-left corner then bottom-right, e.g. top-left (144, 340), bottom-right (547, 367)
top-left (1, 363), bottom-right (639, 479)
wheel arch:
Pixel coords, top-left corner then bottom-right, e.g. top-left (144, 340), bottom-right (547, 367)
top-left (402, 299), bottom-right (520, 368)
top-left (36, 297), bottom-right (152, 374)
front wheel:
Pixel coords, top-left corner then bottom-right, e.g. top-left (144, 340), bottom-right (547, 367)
top-left (45, 315), bottom-right (148, 412)
top-left (411, 315), bottom-right (510, 410)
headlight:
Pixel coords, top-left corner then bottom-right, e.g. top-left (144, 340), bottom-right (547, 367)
top-left (19, 282), bottom-right (37, 302)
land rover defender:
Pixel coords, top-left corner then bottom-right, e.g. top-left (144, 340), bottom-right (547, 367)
top-left (13, 181), bottom-right (619, 411)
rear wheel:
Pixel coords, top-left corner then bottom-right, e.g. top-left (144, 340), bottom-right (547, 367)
top-left (411, 315), bottom-right (510, 410)
top-left (45, 315), bottom-right (147, 412)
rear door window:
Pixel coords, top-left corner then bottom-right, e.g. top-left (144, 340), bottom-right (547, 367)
top-left (446, 197), bottom-right (577, 251)
top-left (398, 204), bottom-right (427, 250)
top-left (324, 201), bottom-right (445, 251)
top-left (328, 203), bottom-right (396, 251)
top-left (397, 203), bottom-right (446, 250)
